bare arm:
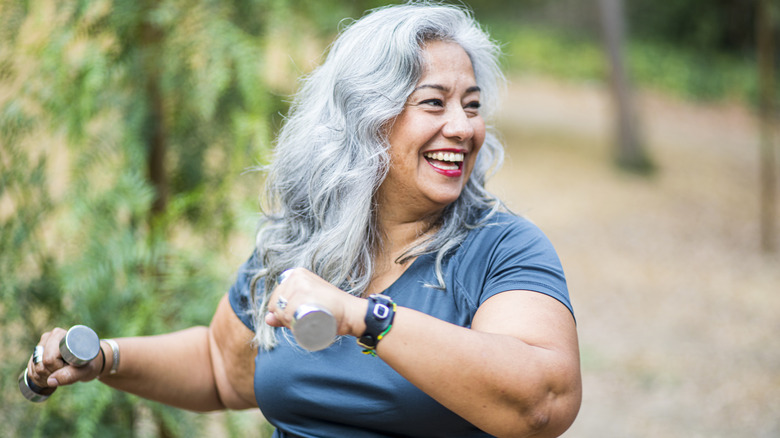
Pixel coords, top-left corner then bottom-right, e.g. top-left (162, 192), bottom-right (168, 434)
top-left (268, 269), bottom-right (581, 438)
top-left (376, 291), bottom-right (581, 438)
top-left (30, 294), bottom-right (257, 412)
top-left (97, 326), bottom-right (223, 411)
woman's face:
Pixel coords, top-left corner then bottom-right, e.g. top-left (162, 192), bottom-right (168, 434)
top-left (380, 40), bottom-right (485, 218)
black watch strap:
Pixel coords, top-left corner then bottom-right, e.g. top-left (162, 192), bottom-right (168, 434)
top-left (357, 294), bottom-right (396, 352)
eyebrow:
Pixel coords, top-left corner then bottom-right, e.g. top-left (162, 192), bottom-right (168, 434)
top-left (412, 84), bottom-right (481, 94)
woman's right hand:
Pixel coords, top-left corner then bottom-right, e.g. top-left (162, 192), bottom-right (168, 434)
top-left (27, 327), bottom-right (105, 390)
top-left (265, 267), bottom-right (368, 338)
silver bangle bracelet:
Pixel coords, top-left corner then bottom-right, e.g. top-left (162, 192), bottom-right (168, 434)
top-left (102, 339), bottom-right (120, 375)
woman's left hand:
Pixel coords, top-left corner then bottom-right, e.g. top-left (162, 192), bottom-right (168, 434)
top-left (265, 268), bottom-right (367, 338)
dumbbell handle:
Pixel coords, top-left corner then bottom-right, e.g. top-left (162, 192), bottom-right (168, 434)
top-left (19, 325), bottom-right (100, 402)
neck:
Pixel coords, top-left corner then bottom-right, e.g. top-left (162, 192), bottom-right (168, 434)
top-left (363, 207), bottom-right (439, 296)
top-left (375, 205), bottom-right (441, 263)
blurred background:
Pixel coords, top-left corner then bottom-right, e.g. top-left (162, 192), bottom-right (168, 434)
top-left (1, 1), bottom-right (777, 437)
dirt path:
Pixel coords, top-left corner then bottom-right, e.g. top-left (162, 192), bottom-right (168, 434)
top-left (490, 76), bottom-right (780, 437)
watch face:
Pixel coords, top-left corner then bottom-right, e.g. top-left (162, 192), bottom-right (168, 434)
top-left (373, 303), bottom-right (390, 320)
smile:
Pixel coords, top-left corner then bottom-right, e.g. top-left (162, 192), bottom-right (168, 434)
top-left (423, 151), bottom-right (465, 176)
top-left (424, 151), bottom-right (464, 169)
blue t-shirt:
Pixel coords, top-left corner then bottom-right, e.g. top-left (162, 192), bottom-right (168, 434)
top-left (229, 212), bottom-right (572, 437)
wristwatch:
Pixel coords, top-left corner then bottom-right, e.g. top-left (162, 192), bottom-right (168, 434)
top-left (357, 294), bottom-right (396, 351)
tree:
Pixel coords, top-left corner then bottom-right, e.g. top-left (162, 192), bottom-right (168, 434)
top-left (757, 0), bottom-right (777, 252)
top-left (0, 0), bottom-right (272, 436)
top-left (598, 0), bottom-right (654, 172)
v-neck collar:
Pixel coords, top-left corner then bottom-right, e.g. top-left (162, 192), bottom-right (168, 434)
top-left (379, 252), bottom-right (433, 296)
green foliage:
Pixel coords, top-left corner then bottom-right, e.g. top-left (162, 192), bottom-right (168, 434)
top-left (492, 22), bottom-right (766, 105)
top-left (494, 25), bottom-right (607, 81)
top-left (0, 0), bottom-right (300, 435)
top-left (628, 39), bottom-right (758, 103)
top-left (627, 0), bottom-right (757, 54)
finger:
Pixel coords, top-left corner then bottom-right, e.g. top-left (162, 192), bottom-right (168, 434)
top-left (265, 312), bottom-right (284, 327)
top-left (29, 345), bottom-right (43, 376)
top-left (38, 328), bottom-right (68, 384)
top-left (27, 342), bottom-right (58, 388)
top-left (42, 328), bottom-right (67, 368)
top-left (275, 267), bottom-right (309, 292)
top-left (27, 332), bottom-right (56, 387)
top-left (27, 355), bottom-right (48, 388)
top-left (270, 269), bottom-right (295, 302)
top-left (268, 276), bottom-right (293, 315)
top-left (33, 333), bottom-right (50, 374)
top-left (38, 330), bottom-right (50, 346)
top-left (268, 297), bottom-right (294, 328)
top-left (269, 292), bottom-right (289, 312)
top-left (47, 363), bottom-right (98, 388)
top-left (32, 345), bottom-right (44, 366)
top-left (278, 268), bottom-right (294, 285)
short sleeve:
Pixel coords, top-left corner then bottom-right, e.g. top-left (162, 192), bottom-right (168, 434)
top-left (228, 252), bottom-right (262, 331)
top-left (458, 214), bottom-right (572, 317)
top-left (485, 221), bottom-right (571, 314)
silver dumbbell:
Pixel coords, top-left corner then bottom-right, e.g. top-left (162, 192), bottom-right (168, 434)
top-left (277, 270), bottom-right (337, 351)
top-left (292, 304), bottom-right (337, 351)
top-left (19, 325), bottom-right (100, 402)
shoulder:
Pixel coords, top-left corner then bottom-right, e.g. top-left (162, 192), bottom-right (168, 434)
top-left (227, 252), bottom-right (263, 331)
top-left (453, 211), bottom-right (572, 316)
top-left (462, 211), bottom-right (554, 255)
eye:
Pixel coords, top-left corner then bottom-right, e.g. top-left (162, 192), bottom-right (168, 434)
top-left (464, 101), bottom-right (481, 114)
top-left (420, 98), bottom-right (444, 107)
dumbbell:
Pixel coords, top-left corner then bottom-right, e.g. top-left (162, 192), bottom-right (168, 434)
top-left (277, 270), bottom-right (337, 352)
top-left (292, 304), bottom-right (337, 351)
top-left (18, 325), bottom-right (100, 402)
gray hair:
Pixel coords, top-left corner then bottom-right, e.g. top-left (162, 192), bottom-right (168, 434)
top-left (250, 1), bottom-right (506, 348)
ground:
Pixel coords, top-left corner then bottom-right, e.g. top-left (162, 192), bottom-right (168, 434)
top-left (488, 76), bottom-right (780, 437)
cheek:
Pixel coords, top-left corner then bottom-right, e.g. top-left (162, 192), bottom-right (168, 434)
top-left (468, 123), bottom-right (486, 166)
top-left (387, 115), bottom-right (424, 159)
top-left (473, 119), bottom-right (486, 148)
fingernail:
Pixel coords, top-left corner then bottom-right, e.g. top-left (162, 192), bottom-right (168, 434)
top-left (47, 377), bottom-right (58, 388)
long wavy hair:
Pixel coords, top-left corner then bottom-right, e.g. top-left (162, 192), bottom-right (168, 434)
top-left (250, 1), bottom-right (507, 348)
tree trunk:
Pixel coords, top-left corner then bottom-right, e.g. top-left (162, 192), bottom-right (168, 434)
top-left (141, 21), bottom-right (167, 221)
top-left (598, 0), bottom-right (653, 172)
top-left (757, 0), bottom-right (777, 252)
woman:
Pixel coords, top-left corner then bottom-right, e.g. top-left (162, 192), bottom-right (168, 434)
top-left (25, 3), bottom-right (581, 437)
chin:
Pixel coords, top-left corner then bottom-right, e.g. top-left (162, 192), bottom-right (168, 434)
top-left (427, 189), bottom-right (464, 209)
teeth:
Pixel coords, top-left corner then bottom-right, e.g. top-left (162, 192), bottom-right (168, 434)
top-left (424, 152), bottom-right (464, 162)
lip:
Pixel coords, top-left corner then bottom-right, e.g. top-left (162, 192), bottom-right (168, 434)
top-left (424, 147), bottom-right (469, 154)
top-left (423, 147), bottom-right (468, 178)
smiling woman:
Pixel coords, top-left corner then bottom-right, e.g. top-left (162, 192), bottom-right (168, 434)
top-left (24, 3), bottom-right (581, 438)
top-left (381, 40), bottom-right (486, 214)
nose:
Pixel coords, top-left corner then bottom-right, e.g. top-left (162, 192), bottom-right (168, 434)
top-left (441, 107), bottom-right (474, 142)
